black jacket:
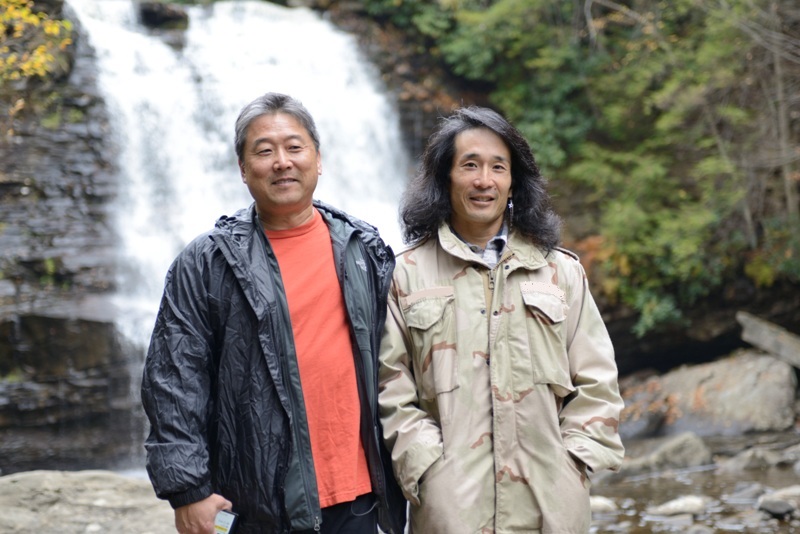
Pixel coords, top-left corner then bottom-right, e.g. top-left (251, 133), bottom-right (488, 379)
top-left (141, 201), bottom-right (406, 533)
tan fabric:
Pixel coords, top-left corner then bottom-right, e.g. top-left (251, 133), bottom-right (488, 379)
top-left (379, 224), bottom-right (625, 534)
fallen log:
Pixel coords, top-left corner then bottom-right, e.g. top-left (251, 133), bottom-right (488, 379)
top-left (736, 311), bottom-right (800, 369)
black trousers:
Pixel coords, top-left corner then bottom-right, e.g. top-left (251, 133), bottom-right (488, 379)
top-left (295, 493), bottom-right (378, 534)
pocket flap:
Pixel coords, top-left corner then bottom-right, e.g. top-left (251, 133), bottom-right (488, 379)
top-left (401, 287), bottom-right (455, 330)
top-left (521, 282), bottom-right (567, 323)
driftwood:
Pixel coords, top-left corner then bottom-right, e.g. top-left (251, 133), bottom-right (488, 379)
top-left (736, 311), bottom-right (800, 369)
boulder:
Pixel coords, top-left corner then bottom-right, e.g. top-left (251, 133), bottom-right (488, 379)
top-left (614, 432), bottom-right (713, 477)
top-left (620, 349), bottom-right (797, 440)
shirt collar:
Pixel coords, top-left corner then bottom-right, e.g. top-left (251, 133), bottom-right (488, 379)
top-left (450, 221), bottom-right (509, 267)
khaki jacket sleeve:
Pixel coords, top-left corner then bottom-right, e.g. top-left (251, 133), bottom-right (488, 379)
top-left (378, 281), bottom-right (444, 506)
top-left (560, 259), bottom-right (625, 473)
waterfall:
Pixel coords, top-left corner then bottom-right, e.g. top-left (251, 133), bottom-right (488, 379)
top-left (68, 0), bottom-right (412, 349)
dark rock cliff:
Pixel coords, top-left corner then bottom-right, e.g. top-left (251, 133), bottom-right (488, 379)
top-left (0, 2), bottom-right (143, 474)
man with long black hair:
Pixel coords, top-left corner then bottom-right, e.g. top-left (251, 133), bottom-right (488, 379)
top-left (379, 105), bottom-right (624, 533)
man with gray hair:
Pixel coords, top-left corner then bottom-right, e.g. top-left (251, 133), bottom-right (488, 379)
top-left (142, 92), bottom-right (406, 534)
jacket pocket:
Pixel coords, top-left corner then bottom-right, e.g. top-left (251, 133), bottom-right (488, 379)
top-left (520, 282), bottom-right (574, 398)
top-left (401, 287), bottom-right (459, 423)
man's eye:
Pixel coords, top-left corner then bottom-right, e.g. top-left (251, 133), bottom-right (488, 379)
top-left (288, 145), bottom-right (304, 152)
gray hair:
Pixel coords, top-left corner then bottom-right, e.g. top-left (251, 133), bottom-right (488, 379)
top-left (234, 92), bottom-right (321, 161)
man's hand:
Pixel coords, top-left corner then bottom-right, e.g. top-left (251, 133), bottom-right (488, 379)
top-left (175, 494), bottom-right (233, 534)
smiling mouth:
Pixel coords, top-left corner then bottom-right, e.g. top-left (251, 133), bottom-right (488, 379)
top-left (273, 177), bottom-right (296, 185)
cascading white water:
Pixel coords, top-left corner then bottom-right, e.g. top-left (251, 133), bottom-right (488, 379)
top-left (68, 0), bottom-right (412, 349)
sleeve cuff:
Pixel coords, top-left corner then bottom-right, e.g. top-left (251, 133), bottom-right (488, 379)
top-left (165, 483), bottom-right (214, 510)
top-left (397, 439), bottom-right (443, 504)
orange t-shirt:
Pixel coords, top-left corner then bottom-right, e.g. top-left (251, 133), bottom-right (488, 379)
top-left (265, 209), bottom-right (372, 508)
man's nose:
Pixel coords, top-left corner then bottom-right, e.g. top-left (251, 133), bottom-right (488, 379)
top-left (473, 166), bottom-right (492, 187)
top-left (273, 148), bottom-right (293, 169)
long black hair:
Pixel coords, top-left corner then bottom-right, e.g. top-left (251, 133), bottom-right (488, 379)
top-left (400, 106), bottom-right (561, 250)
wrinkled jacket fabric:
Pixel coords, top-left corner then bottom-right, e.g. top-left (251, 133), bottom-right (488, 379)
top-left (379, 224), bottom-right (625, 534)
top-left (142, 201), bottom-right (406, 534)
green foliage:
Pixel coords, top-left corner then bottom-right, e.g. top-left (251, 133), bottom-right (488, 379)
top-left (39, 256), bottom-right (57, 286)
top-left (436, 0), bottom-right (599, 170)
top-left (36, 91), bottom-right (82, 129)
top-left (66, 107), bottom-right (84, 123)
top-left (362, 0), bottom-right (454, 38)
top-left (629, 290), bottom-right (684, 338)
top-left (40, 109), bottom-right (60, 129)
top-left (568, 140), bottom-right (736, 334)
top-left (745, 217), bottom-right (800, 287)
top-left (565, 1), bottom-right (784, 334)
top-left (1, 367), bottom-right (26, 383)
top-left (366, 0), bottom-right (799, 335)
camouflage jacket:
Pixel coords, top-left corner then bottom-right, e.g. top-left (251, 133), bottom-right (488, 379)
top-left (378, 224), bottom-right (625, 534)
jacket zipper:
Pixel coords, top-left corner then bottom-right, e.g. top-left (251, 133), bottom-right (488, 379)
top-left (282, 351), bottom-right (321, 528)
top-left (348, 238), bottom-right (391, 529)
top-left (262, 230), bottom-right (321, 531)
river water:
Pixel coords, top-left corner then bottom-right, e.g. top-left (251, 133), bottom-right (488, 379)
top-left (591, 432), bottom-right (800, 533)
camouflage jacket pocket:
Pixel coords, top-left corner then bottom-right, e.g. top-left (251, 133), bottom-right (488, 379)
top-left (401, 287), bottom-right (459, 414)
top-left (520, 282), bottom-right (574, 398)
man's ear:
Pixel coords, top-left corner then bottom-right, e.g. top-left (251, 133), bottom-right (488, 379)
top-left (239, 161), bottom-right (246, 181)
top-left (317, 150), bottom-right (322, 175)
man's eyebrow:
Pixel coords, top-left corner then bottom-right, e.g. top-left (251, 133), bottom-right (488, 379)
top-left (251, 133), bottom-right (306, 148)
top-left (458, 151), bottom-right (509, 163)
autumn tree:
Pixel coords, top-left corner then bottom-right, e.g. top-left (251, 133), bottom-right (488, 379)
top-left (1, 0), bottom-right (73, 135)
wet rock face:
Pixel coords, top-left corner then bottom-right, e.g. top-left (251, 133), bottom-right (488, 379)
top-left (0, 12), bottom-right (118, 314)
top-left (0, 315), bottom-right (134, 422)
top-left (0, 312), bottom-right (145, 475)
top-left (137, 2), bottom-right (189, 30)
top-left (0, 11), bottom-right (144, 475)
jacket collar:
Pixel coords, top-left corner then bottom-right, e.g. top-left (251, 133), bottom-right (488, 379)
top-left (213, 202), bottom-right (354, 242)
top-left (213, 201), bottom-right (391, 275)
top-left (437, 222), bottom-right (549, 270)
